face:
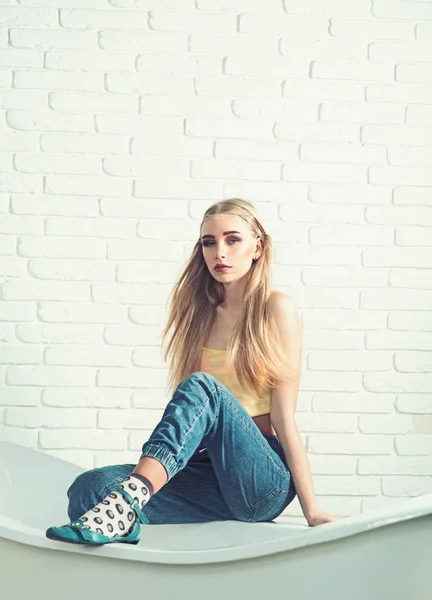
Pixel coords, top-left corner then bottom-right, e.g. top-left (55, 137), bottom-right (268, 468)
top-left (200, 214), bottom-right (261, 281)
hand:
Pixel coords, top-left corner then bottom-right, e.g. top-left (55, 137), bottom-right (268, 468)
top-left (306, 510), bottom-right (344, 527)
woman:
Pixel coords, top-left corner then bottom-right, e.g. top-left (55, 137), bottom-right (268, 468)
top-left (46, 198), bottom-right (342, 546)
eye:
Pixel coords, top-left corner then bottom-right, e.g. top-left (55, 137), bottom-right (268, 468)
top-left (202, 238), bottom-right (240, 247)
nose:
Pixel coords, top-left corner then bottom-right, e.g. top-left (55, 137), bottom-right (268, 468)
top-left (214, 242), bottom-right (227, 260)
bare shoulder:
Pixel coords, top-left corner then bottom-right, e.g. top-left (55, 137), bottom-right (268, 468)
top-left (268, 291), bottom-right (299, 317)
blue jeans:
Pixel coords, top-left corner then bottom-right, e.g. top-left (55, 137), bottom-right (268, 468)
top-left (67, 372), bottom-right (297, 524)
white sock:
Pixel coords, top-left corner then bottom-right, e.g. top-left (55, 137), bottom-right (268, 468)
top-left (78, 474), bottom-right (153, 538)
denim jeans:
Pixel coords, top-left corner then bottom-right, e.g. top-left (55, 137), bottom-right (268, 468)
top-left (67, 372), bottom-right (297, 525)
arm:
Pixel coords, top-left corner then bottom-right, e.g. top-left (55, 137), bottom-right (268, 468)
top-left (268, 293), bottom-right (319, 522)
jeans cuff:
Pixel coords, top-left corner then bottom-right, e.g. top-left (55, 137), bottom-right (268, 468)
top-left (139, 443), bottom-right (178, 481)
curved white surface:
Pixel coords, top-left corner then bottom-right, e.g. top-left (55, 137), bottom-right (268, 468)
top-left (1, 441), bottom-right (431, 600)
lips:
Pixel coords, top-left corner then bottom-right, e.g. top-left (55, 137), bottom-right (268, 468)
top-left (215, 266), bottom-right (231, 272)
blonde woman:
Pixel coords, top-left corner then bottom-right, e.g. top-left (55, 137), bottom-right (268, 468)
top-left (46, 199), bottom-right (342, 546)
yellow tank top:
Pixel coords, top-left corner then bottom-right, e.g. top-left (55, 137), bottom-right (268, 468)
top-left (200, 347), bottom-right (271, 418)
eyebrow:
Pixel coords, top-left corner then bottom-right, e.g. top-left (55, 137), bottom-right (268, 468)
top-left (201, 231), bottom-right (242, 240)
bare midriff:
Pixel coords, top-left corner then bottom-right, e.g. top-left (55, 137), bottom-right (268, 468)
top-left (252, 413), bottom-right (276, 436)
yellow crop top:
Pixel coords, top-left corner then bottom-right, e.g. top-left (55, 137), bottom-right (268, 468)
top-left (200, 347), bottom-right (271, 418)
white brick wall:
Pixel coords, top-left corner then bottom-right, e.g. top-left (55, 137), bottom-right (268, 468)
top-left (1, 0), bottom-right (431, 520)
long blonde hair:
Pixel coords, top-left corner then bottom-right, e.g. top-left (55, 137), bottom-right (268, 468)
top-left (160, 198), bottom-right (296, 399)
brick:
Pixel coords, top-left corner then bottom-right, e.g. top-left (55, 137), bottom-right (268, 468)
top-left (330, 18), bottom-right (415, 40)
top-left (300, 142), bottom-right (386, 164)
top-left (117, 261), bottom-right (184, 283)
top-left (303, 309), bottom-right (387, 330)
top-left (0, 8), bottom-right (58, 28)
top-left (370, 166), bottom-right (432, 185)
top-left (99, 30), bottom-right (187, 52)
top-left (59, 8), bottom-right (151, 30)
top-left (358, 414), bottom-right (414, 434)
top-left (45, 50), bottom-right (135, 72)
top-left (388, 310), bottom-right (432, 331)
top-left (312, 59), bottom-right (394, 81)
top-left (416, 23), bottom-right (432, 41)
top-left (283, 163), bottom-right (366, 183)
top-left (372, 0), bottom-right (432, 21)
top-left (45, 217), bottom-right (136, 239)
top-left (0, 388), bottom-right (40, 407)
top-left (382, 476), bottom-right (432, 496)
top-left (37, 301), bottom-right (124, 324)
top-left (0, 256), bottom-right (27, 280)
top-left (17, 323), bottom-right (102, 347)
top-left (396, 63), bottom-right (432, 83)
top-left (395, 435), bottom-right (432, 455)
top-left (102, 325), bottom-right (162, 346)
top-left (49, 91), bottom-right (138, 113)
top-left (43, 387), bottom-right (131, 409)
top-left (3, 280), bottom-right (90, 301)
top-left (9, 27), bottom-right (96, 50)
top-left (41, 132), bottom-right (129, 154)
top-left (0, 344), bottom-right (42, 365)
top-left (312, 393), bottom-right (395, 413)
top-left (388, 145), bottom-right (432, 165)
top-left (14, 70), bottom-right (102, 92)
top-left (406, 105), bottom-right (432, 124)
top-left (362, 289), bottom-right (432, 310)
top-left (0, 427), bottom-right (38, 447)
top-left (362, 247), bottom-right (432, 268)
top-left (308, 433), bottom-right (393, 454)
top-left (370, 42), bottom-right (432, 61)
top-left (308, 454), bottom-right (357, 475)
top-left (358, 456), bottom-right (432, 475)
top-left (97, 367), bottom-right (167, 389)
top-left (195, 74), bottom-right (281, 97)
top-left (393, 186), bottom-right (432, 205)
top-left (320, 101), bottom-right (405, 123)
top-left (233, 98), bottom-right (319, 122)
top-left (308, 349), bottom-right (391, 370)
top-left (363, 371), bottom-right (432, 393)
top-left (309, 183), bottom-right (391, 204)
top-left (137, 53), bottom-right (221, 75)
top-left (239, 14), bottom-right (330, 37)
top-left (189, 34), bottom-right (276, 55)
top-left (5, 407), bottom-right (97, 428)
top-left (1, 90), bottom-right (47, 111)
top-left (279, 201), bottom-right (365, 224)
top-left (11, 194), bottom-right (98, 216)
top-left (366, 205), bottom-right (432, 225)
top-left (280, 38), bottom-right (367, 60)
top-left (366, 331), bottom-right (432, 350)
top-left (0, 300), bottom-right (37, 322)
top-left (91, 282), bottom-right (172, 304)
top-left (310, 224), bottom-right (392, 245)
top-left (362, 124), bottom-right (432, 145)
top-left (276, 121), bottom-right (360, 142)
top-left (39, 429), bottom-right (127, 450)
top-left (366, 82), bottom-right (432, 103)
top-left (313, 475), bottom-right (380, 496)
top-left (7, 365), bottom-right (96, 386)
top-left (46, 174), bottom-right (132, 196)
top-left (215, 138), bottom-right (299, 161)
top-left (390, 269), bottom-right (432, 290)
top-left (29, 258), bottom-right (113, 282)
top-left (283, 78), bottom-right (365, 101)
top-left (134, 178), bottom-right (222, 202)
top-left (197, 0), bottom-right (282, 10)
top-left (191, 159), bottom-right (280, 181)
top-left (225, 55), bottom-right (309, 78)
top-left (45, 345), bottom-right (130, 367)
top-left (140, 95), bottom-right (230, 117)
top-left (15, 153), bottom-right (101, 175)
top-left (283, 0), bottom-right (373, 18)
top-left (296, 412), bottom-right (357, 433)
top-left (149, 12), bottom-right (235, 33)
top-left (396, 394), bottom-right (432, 414)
